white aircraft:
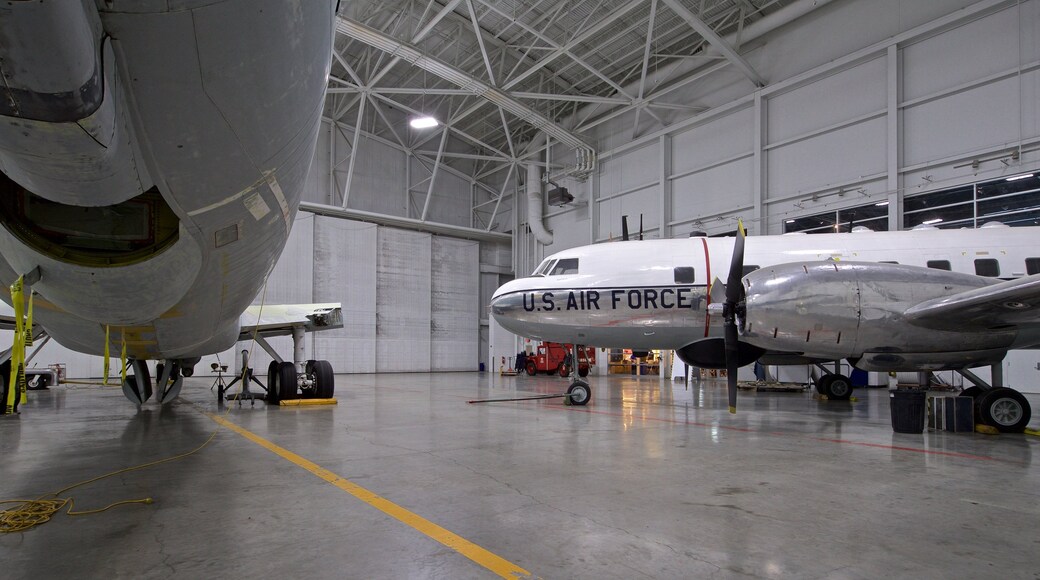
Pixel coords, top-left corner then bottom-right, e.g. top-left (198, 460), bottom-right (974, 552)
top-left (491, 223), bottom-right (1040, 432)
top-left (0, 0), bottom-right (341, 409)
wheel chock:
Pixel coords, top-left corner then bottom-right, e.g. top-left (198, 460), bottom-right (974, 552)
top-left (1023, 428), bottom-right (1040, 437)
top-left (278, 398), bottom-right (338, 406)
top-left (974, 424), bottom-right (999, 435)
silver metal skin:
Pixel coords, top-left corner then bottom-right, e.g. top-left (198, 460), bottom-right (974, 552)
top-left (491, 227), bottom-right (1040, 372)
top-left (491, 285), bottom-right (709, 349)
top-left (740, 262), bottom-right (1016, 371)
top-left (0, 1), bottom-right (336, 361)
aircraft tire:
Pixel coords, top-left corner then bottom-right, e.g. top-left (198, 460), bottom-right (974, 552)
top-left (313, 360), bottom-right (334, 398)
top-left (525, 361), bottom-right (537, 376)
top-left (274, 362), bottom-right (298, 401)
top-left (977, 388), bottom-right (1031, 433)
top-left (266, 361), bottom-right (280, 403)
top-left (823, 375), bottom-right (853, 400)
top-left (566, 381), bottom-right (591, 406)
top-left (815, 375), bottom-right (834, 395)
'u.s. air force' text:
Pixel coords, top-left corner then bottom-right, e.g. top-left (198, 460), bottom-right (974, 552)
top-left (523, 288), bottom-right (698, 312)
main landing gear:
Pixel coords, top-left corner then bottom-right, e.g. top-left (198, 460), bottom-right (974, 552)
top-left (253, 326), bottom-right (335, 404)
top-left (955, 369), bottom-right (1031, 433)
top-left (812, 363), bottom-right (854, 401)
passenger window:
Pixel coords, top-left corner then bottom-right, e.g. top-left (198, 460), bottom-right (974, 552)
top-left (742, 265), bottom-right (760, 277)
top-left (1026, 258), bottom-right (1040, 275)
top-left (549, 258), bottom-right (579, 275)
top-left (974, 258), bottom-right (1000, 277)
top-left (927, 260), bottom-right (951, 271)
top-left (674, 267), bottom-right (695, 284)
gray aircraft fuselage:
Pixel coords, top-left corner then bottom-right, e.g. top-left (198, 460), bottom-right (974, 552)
top-left (0, 0), bottom-right (335, 361)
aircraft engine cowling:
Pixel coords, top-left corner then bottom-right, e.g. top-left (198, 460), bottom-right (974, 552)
top-left (739, 261), bottom-right (1017, 367)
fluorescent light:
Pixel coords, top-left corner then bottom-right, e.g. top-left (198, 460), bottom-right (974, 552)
top-left (785, 219), bottom-right (795, 223)
top-left (409, 116), bottom-right (439, 129)
top-left (1006, 173), bottom-right (1034, 181)
top-left (875, 201), bottom-right (889, 206)
top-left (922, 218), bottom-right (943, 225)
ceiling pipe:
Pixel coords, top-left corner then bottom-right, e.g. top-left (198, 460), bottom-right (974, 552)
top-left (526, 133), bottom-right (553, 245)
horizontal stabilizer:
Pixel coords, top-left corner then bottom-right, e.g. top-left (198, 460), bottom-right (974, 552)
top-left (904, 274), bottom-right (1040, 331)
top-left (238, 303), bottom-right (343, 341)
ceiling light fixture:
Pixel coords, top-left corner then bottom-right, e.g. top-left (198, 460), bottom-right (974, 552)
top-left (922, 218), bottom-right (943, 225)
top-left (410, 116), bottom-right (438, 129)
top-left (875, 201), bottom-right (889, 207)
top-left (1006, 173), bottom-right (1034, 181)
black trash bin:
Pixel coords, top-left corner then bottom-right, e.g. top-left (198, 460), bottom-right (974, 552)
top-left (890, 390), bottom-right (927, 433)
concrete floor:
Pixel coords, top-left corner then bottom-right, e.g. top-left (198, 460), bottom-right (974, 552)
top-left (2, 372), bottom-right (1039, 579)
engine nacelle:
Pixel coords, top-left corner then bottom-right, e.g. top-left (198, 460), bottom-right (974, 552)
top-left (739, 262), bottom-right (1017, 368)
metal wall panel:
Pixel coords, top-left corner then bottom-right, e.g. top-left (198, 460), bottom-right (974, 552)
top-left (598, 143), bottom-right (658, 196)
top-left (430, 237), bottom-right (479, 371)
top-left (313, 216), bottom-right (377, 373)
top-left (767, 57), bottom-right (886, 144)
top-left (376, 228), bottom-right (432, 372)
top-left (672, 157), bottom-right (755, 220)
top-left (671, 108), bottom-right (754, 176)
top-left (903, 78), bottom-right (1023, 166)
top-left (767, 117), bottom-right (887, 198)
top-left (902, 7), bottom-right (1022, 101)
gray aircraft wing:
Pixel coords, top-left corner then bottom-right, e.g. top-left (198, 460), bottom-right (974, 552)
top-left (903, 274), bottom-right (1040, 331)
top-left (238, 303), bottom-right (344, 341)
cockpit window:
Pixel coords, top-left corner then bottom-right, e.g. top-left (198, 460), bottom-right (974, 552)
top-left (532, 259), bottom-right (555, 276)
top-left (549, 258), bottom-right (579, 275)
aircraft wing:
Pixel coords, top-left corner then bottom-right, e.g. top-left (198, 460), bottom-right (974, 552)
top-left (238, 303), bottom-right (343, 341)
top-left (0, 314), bottom-right (14, 331)
top-left (904, 274), bottom-right (1040, 331)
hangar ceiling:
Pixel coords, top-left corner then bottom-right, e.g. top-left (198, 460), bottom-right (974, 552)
top-left (325, 0), bottom-right (810, 229)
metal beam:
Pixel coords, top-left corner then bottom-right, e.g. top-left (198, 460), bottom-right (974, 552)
top-left (337, 16), bottom-right (595, 167)
top-left (659, 0), bottom-right (765, 87)
top-left (300, 201), bottom-right (511, 243)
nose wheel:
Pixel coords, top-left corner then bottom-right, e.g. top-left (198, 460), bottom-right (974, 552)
top-left (566, 380), bottom-right (591, 406)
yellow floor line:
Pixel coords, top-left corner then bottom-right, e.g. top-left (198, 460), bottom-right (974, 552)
top-left (200, 410), bottom-right (532, 579)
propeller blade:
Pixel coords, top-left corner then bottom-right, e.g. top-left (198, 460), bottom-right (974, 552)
top-left (622, 215), bottom-right (630, 241)
top-left (722, 220), bottom-right (746, 414)
top-left (708, 277), bottom-right (727, 305)
top-left (725, 321), bottom-right (739, 414)
top-left (726, 220), bottom-right (746, 305)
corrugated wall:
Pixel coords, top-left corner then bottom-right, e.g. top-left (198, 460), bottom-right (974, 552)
top-left (376, 228), bottom-right (432, 372)
top-left (312, 216), bottom-right (377, 373)
top-left (430, 237), bottom-right (479, 371)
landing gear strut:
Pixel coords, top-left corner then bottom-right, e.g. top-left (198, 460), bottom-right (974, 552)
top-left (564, 343), bottom-right (591, 406)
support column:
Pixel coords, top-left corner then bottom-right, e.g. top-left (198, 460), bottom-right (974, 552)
top-left (659, 135), bottom-right (671, 239)
top-left (753, 93), bottom-right (767, 234)
top-left (886, 44), bottom-right (903, 231)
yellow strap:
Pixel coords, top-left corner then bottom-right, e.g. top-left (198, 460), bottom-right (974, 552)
top-left (23, 291), bottom-right (33, 347)
top-left (6, 277), bottom-right (24, 413)
top-left (103, 325), bottom-right (110, 386)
